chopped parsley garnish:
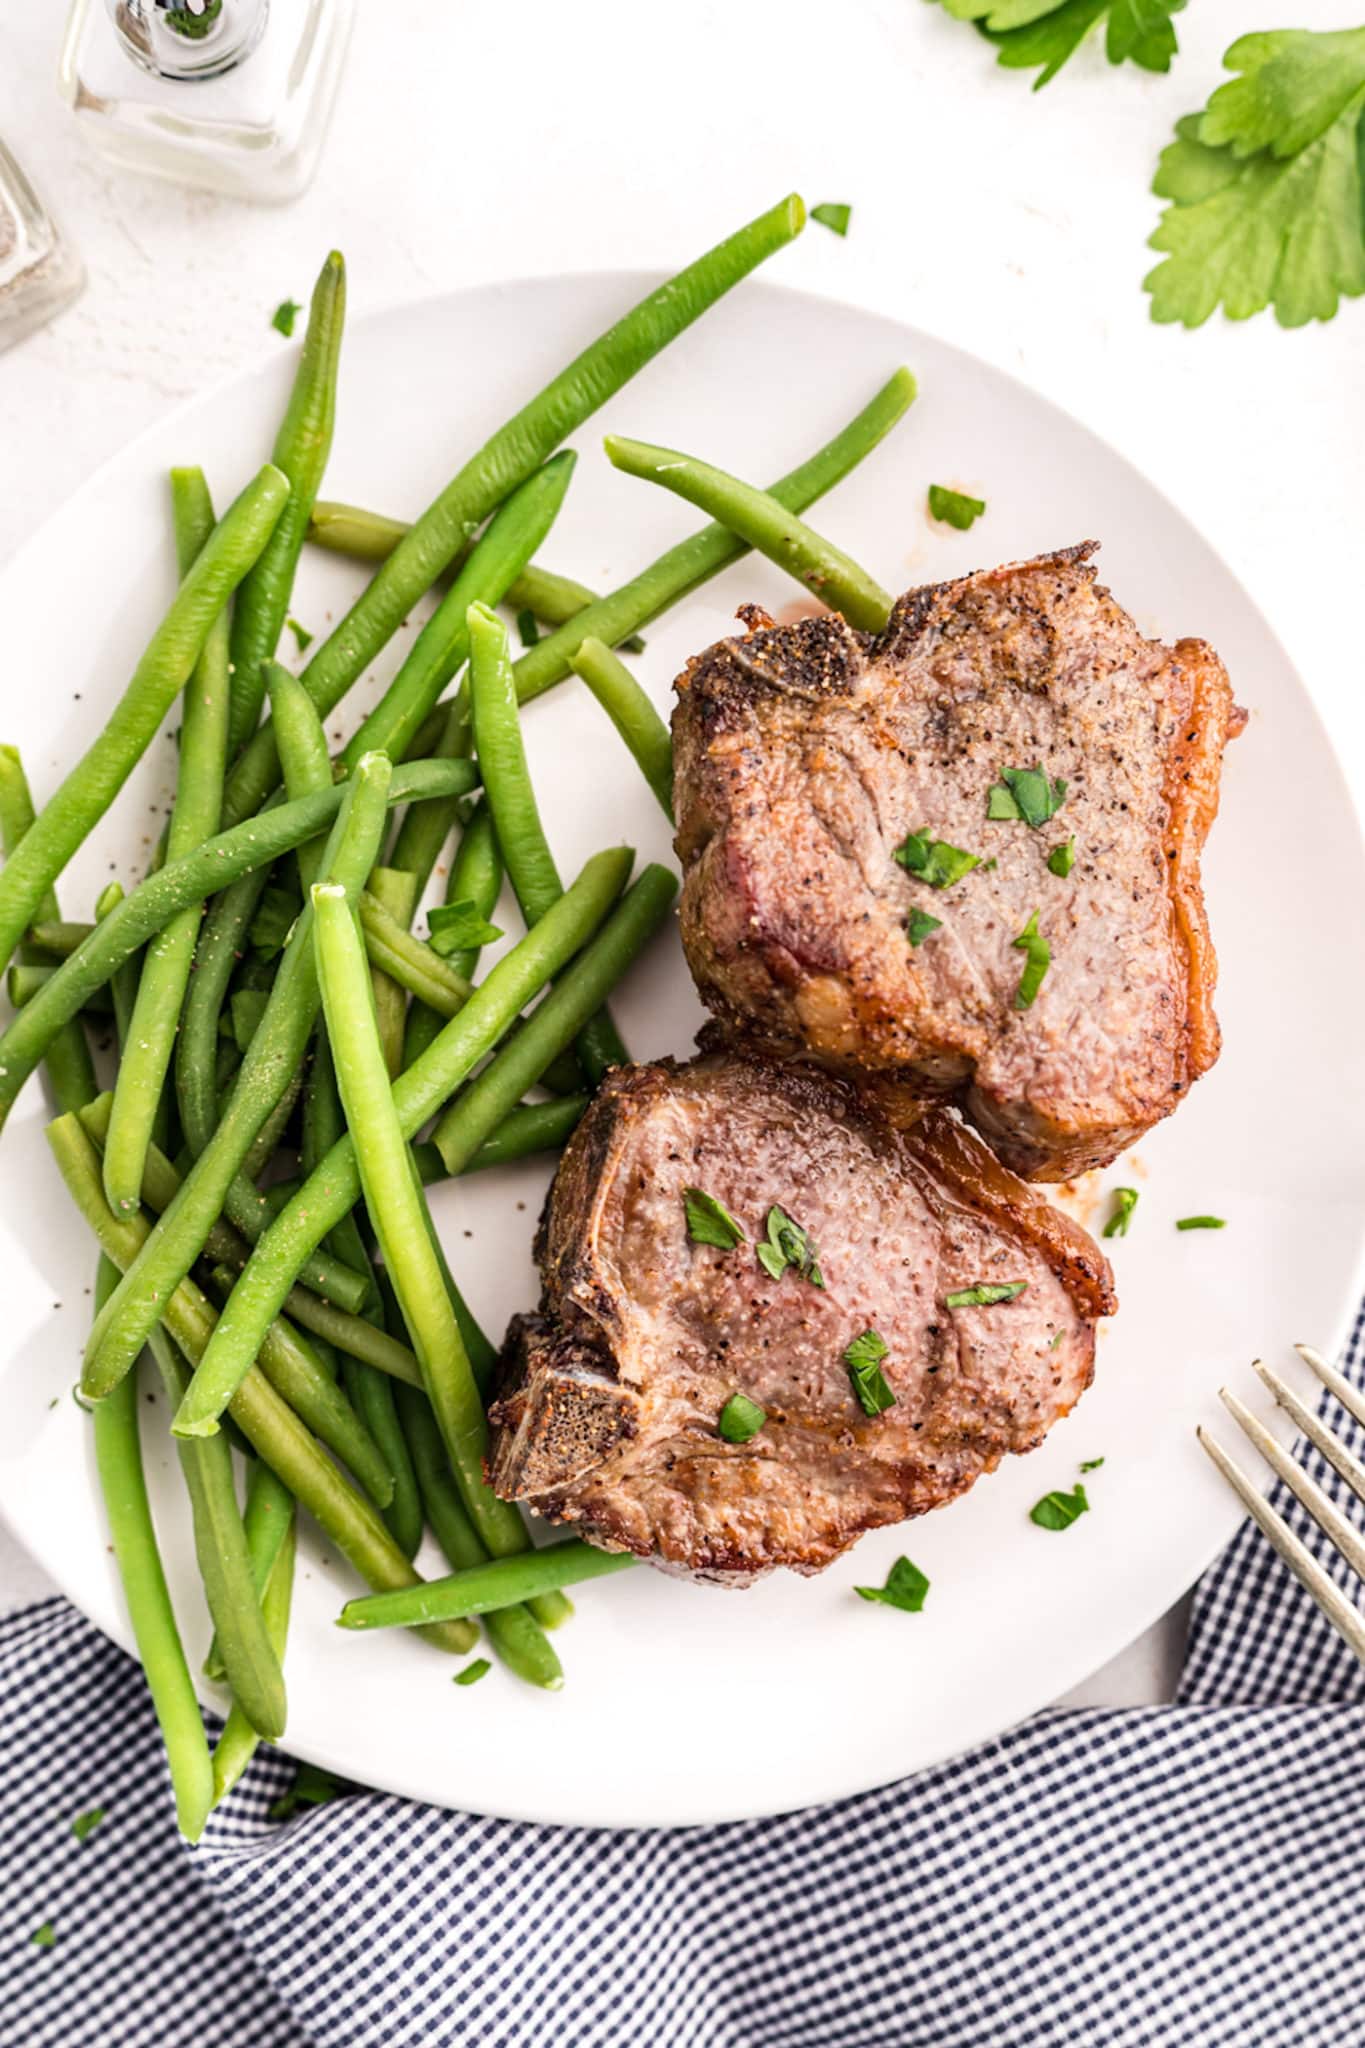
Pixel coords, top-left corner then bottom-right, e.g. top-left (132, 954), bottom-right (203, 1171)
top-left (1176, 1214), bottom-right (1226, 1231)
top-left (1011, 911), bottom-right (1050, 1010)
top-left (682, 1186), bottom-right (746, 1252)
top-left (855, 1556), bottom-right (929, 1612)
top-left (811, 202), bottom-right (852, 236)
top-left (928, 483), bottom-right (986, 531)
top-left (945, 1280), bottom-right (1027, 1309)
top-left (267, 1761), bottom-right (348, 1821)
top-left (516, 608), bottom-right (540, 648)
top-left (30, 1922), bottom-right (55, 1950)
top-left (987, 766), bottom-right (1068, 828)
top-left (1047, 836), bottom-right (1075, 878)
top-left (1080, 1457), bottom-right (1105, 1473)
top-left (1102, 1188), bottom-right (1139, 1239)
top-left (893, 829), bottom-right (981, 890)
top-left (285, 616), bottom-right (313, 653)
top-left (756, 1205), bottom-right (823, 1287)
top-left (1030, 1484), bottom-right (1090, 1530)
top-left (718, 1392), bottom-right (767, 1443)
top-left (427, 900), bottom-right (504, 957)
top-left (271, 297), bottom-right (302, 337)
top-left (453, 1658), bottom-right (491, 1687)
top-left (907, 907), bottom-right (942, 948)
top-left (845, 1330), bottom-right (896, 1417)
top-left (70, 1808), bottom-right (105, 1843)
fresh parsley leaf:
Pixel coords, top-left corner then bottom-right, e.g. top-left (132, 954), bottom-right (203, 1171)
top-left (756, 1205), bottom-right (824, 1287)
top-left (70, 1808), bottom-right (105, 1843)
top-left (1047, 836), bottom-right (1076, 877)
top-left (930, 0), bottom-right (1183, 90)
top-left (845, 1329), bottom-right (896, 1417)
top-left (268, 1761), bottom-right (348, 1821)
top-left (718, 1392), bottom-right (766, 1443)
top-left (1176, 1214), bottom-right (1226, 1231)
top-left (1080, 1456), bottom-right (1105, 1472)
top-left (907, 907), bottom-right (943, 947)
top-left (1102, 1187), bottom-right (1139, 1238)
top-left (30, 1922), bottom-right (55, 1950)
top-left (453, 1657), bottom-right (492, 1687)
top-left (516, 608), bottom-right (540, 648)
top-left (427, 900), bottom-right (504, 957)
top-left (1147, 30), bottom-right (1365, 328)
top-left (1030, 1483), bottom-right (1090, 1529)
top-left (285, 616), bottom-right (313, 653)
top-left (1011, 911), bottom-right (1050, 1010)
top-left (855, 1556), bottom-right (929, 1612)
top-left (928, 483), bottom-right (986, 530)
top-left (271, 298), bottom-right (302, 337)
top-left (894, 829), bottom-right (981, 889)
top-left (811, 201), bottom-right (852, 236)
top-left (683, 1186), bottom-right (746, 1252)
top-left (247, 881), bottom-right (298, 958)
top-left (987, 766), bottom-right (1067, 829)
top-left (945, 1280), bottom-right (1027, 1308)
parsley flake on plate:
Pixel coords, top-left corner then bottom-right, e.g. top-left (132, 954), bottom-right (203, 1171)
top-left (945, 1280), bottom-right (1027, 1309)
top-left (516, 608), bottom-right (540, 648)
top-left (811, 202), bottom-right (852, 236)
top-left (1102, 1187), bottom-right (1139, 1239)
top-left (928, 483), bottom-right (986, 530)
top-left (1176, 1214), bottom-right (1226, 1231)
top-left (270, 297), bottom-right (302, 337)
top-left (907, 906), bottom-right (943, 947)
top-left (1031, 1483), bottom-right (1090, 1530)
top-left (987, 765), bottom-right (1067, 828)
top-left (855, 1556), bottom-right (930, 1612)
top-left (1080, 1457), bottom-right (1105, 1473)
top-left (682, 1186), bottom-right (746, 1252)
top-left (718, 1392), bottom-right (767, 1443)
top-left (845, 1329), bottom-right (896, 1417)
top-left (285, 616), bottom-right (313, 653)
top-left (453, 1658), bottom-right (492, 1687)
top-left (756, 1205), bottom-right (823, 1287)
top-left (894, 829), bottom-right (981, 889)
top-left (427, 900), bottom-right (504, 957)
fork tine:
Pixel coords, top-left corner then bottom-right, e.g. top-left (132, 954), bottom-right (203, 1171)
top-left (1219, 1388), bottom-right (1365, 1582)
top-left (1251, 1356), bottom-right (1365, 1510)
top-left (1197, 1424), bottom-right (1365, 1663)
top-left (1296, 1342), bottom-right (1365, 1440)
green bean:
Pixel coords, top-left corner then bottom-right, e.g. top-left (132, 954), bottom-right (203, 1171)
top-left (26, 919), bottom-right (92, 959)
top-left (88, 1255), bottom-right (214, 1841)
top-left (364, 869), bottom-right (417, 1079)
top-left (402, 795), bottom-right (500, 1068)
top-left (340, 1539), bottom-right (635, 1632)
top-left (385, 697), bottom-right (469, 897)
top-left (412, 1095), bottom-right (586, 1184)
top-left (313, 882), bottom-right (525, 1555)
top-left (339, 453), bottom-right (575, 772)
top-left (47, 1114), bottom-right (474, 1655)
top-left (103, 470), bottom-right (232, 1218)
top-left (191, 847), bottom-right (632, 1433)
top-left (432, 866), bottom-right (677, 1176)
top-left (308, 500), bottom-right (644, 649)
top-left (265, 662), bottom-right (335, 894)
top-left (211, 1510), bottom-right (295, 1803)
top-left (7, 962), bottom-right (112, 1015)
top-left (228, 252), bottom-right (346, 756)
top-left (204, 1451), bottom-right (295, 1685)
top-left (467, 603), bottom-right (627, 1081)
top-left (512, 368), bottom-right (917, 708)
top-left (96, 884), bottom-right (140, 1047)
top-left (359, 888), bottom-right (471, 1017)
top-left (221, 197), bottom-right (804, 823)
top-left (569, 637), bottom-right (673, 819)
top-left (146, 1325), bottom-right (286, 1740)
top-left (303, 1033), bottom-right (424, 1558)
top-left (176, 868), bottom-right (274, 1159)
top-left (603, 434), bottom-right (892, 631)
top-left (396, 1385), bottom-right (562, 1690)
top-left (0, 756), bottom-right (478, 1134)
top-left (0, 464), bottom-right (289, 973)
top-left (0, 749), bottom-right (96, 1115)
top-left (84, 755), bottom-right (395, 1402)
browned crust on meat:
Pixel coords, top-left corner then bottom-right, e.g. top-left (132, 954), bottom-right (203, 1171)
top-left (1164, 637), bottom-right (1237, 1090)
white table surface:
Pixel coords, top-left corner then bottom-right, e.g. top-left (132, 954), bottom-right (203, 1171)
top-left (2, 0), bottom-right (1359, 1713)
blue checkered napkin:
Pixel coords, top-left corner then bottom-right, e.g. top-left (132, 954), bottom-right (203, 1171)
top-left (3, 1312), bottom-right (1365, 2048)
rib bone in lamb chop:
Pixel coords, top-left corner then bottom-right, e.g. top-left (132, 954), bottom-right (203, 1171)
top-left (671, 544), bottom-right (1241, 1180)
top-left (489, 1046), bottom-right (1116, 1581)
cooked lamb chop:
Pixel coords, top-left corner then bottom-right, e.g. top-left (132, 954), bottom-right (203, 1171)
top-left (671, 543), bottom-right (1241, 1180)
top-left (489, 1046), bottom-right (1116, 1581)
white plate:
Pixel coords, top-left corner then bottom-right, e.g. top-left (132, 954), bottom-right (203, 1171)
top-left (2, 274), bottom-right (1363, 1829)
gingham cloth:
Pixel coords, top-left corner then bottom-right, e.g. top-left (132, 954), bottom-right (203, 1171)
top-left (4, 1312), bottom-right (1365, 2048)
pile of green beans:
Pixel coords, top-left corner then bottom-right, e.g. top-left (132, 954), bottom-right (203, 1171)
top-left (0, 198), bottom-right (923, 1828)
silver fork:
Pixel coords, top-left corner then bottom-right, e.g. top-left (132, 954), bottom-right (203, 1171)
top-left (1198, 1344), bottom-right (1365, 1663)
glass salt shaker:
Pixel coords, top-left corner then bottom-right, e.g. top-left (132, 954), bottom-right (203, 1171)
top-left (0, 141), bottom-right (85, 355)
top-left (59, 0), bottom-right (354, 204)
